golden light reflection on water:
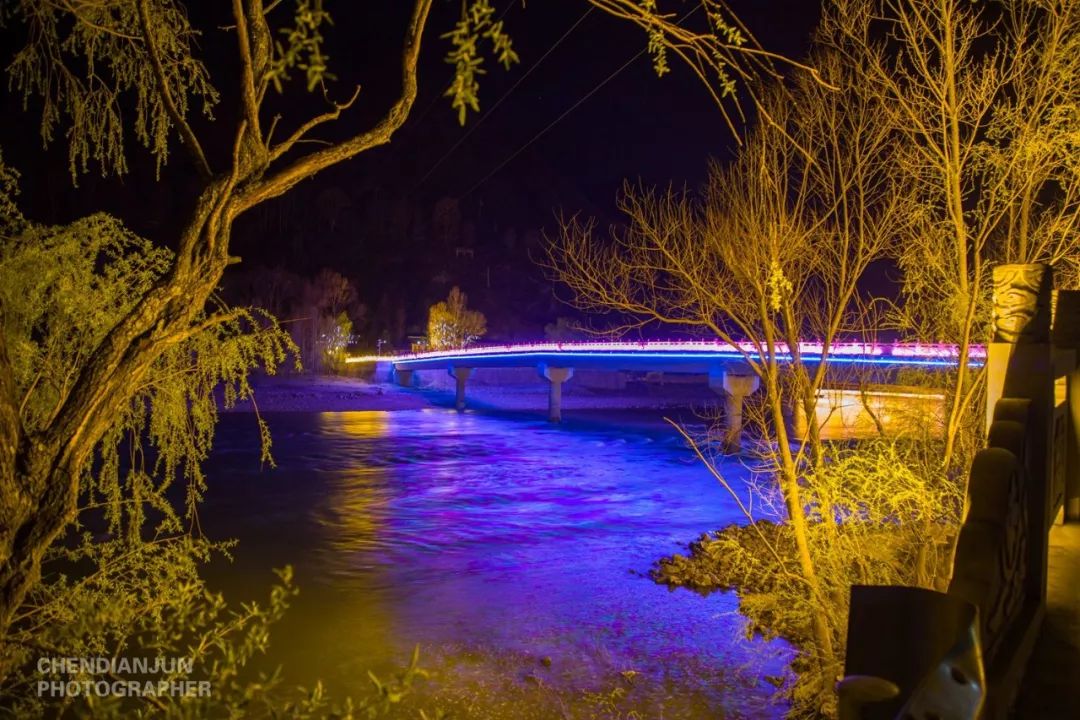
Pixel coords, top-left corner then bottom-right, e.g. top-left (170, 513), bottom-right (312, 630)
top-left (319, 410), bottom-right (391, 437)
top-left (316, 412), bottom-right (395, 561)
top-left (302, 411), bottom-right (401, 676)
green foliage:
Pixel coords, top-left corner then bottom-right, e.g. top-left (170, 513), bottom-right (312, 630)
top-left (5, 0), bottom-right (219, 179)
top-left (638, 0), bottom-right (670, 77)
top-left (3, 543), bottom-right (430, 718)
top-left (442, 0), bottom-right (519, 125)
top-left (427, 286), bottom-right (486, 350)
top-left (1, 213), bottom-right (295, 482)
top-left (3, 0), bottom-right (353, 180)
top-left (0, 200), bottom-right (445, 714)
top-left (631, 0), bottom-right (747, 96)
top-left (704, 4), bottom-right (745, 98)
top-left (3, 540), bottom-right (298, 719)
top-left (0, 148), bottom-right (25, 236)
top-left (0, 207), bottom-right (320, 713)
top-left (265, 0), bottom-right (336, 93)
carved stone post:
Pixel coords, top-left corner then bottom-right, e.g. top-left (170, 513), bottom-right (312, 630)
top-left (986, 263), bottom-right (1053, 604)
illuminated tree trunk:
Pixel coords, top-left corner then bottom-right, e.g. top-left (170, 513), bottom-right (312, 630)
top-left (762, 338), bottom-right (838, 678)
top-left (0, 186), bottom-right (233, 676)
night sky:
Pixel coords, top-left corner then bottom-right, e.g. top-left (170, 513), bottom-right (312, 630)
top-left (1, 1), bottom-right (822, 343)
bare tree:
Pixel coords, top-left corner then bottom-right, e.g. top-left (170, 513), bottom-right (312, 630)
top-left (546, 55), bottom-right (912, 696)
top-left (821, 0), bottom-right (1080, 465)
top-left (992, 1), bottom-right (1080, 274)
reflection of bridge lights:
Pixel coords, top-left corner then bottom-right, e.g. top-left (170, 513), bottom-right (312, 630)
top-left (345, 340), bottom-right (986, 367)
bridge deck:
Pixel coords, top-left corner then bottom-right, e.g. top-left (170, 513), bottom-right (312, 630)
top-left (347, 341), bottom-right (985, 372)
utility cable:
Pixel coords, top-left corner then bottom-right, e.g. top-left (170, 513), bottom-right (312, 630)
top-left (460, 4), bottom-right (701, 200)
top-left (460, 47), bottom-right (644, 200)
top-left (417, 5), bottom-right (596, 188)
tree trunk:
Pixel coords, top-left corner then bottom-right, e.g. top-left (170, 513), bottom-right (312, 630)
top-left (0, 185), bottom-right (235, 681)
top-left (0, 460), bottom-right (76, 665)
top-left (766, 366), bottom-right (838, 676)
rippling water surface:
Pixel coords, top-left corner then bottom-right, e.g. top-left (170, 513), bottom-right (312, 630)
top-left (200, 408), bottom-right (791, 718)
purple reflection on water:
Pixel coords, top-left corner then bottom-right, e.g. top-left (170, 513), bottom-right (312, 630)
top-left (200, 408), bottom-right (792, 718)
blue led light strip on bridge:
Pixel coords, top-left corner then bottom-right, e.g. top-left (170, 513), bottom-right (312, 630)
top-left (346, 341), bottom-right (986, 369)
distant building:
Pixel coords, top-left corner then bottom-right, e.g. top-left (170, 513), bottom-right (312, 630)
top-left (408, 335), bottom-right (429, 354)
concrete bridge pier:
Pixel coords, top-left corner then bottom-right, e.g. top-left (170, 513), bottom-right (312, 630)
top-left (393, 367), bottom-right (414, 387)
top-left (709, 368), bottom-right (760, 452)
top-left (449, 367), bottom-right (473, 411)
top-left (539, 364), bottom-right (574, 422)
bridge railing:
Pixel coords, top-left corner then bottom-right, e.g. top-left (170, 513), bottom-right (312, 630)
top-left (346, 340), bottom-right (987, 365)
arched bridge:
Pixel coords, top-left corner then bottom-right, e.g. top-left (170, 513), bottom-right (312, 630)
top-left (346, 341), bottom-right (985, 441)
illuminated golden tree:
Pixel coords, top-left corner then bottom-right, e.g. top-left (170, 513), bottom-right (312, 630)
top-left (427, 286), bottom-right (487, 350)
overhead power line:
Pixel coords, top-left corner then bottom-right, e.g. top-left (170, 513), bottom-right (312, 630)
top-left (460, 48), bottom-right (644, 200)
top-left (460, 4), bottom-right (702, 200)
top-left (417, 5), bottom-right (596, 188)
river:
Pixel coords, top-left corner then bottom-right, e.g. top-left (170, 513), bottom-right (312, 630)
top-left (199, 407), bottom-right (791, 718)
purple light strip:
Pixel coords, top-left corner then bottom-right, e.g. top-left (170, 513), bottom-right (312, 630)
top-left (346, 340), bottom-right (986, 365)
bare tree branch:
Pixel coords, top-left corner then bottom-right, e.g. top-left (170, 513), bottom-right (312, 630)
top-left (236, 0), bottom-right (433, 212)
top-left (268, 86), bottom-right (362, 163)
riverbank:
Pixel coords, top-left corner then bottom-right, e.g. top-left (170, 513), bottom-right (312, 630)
top-left (219, 374), bottom-right (432, 413)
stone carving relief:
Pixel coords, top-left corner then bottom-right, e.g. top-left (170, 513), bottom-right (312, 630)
top-left (992, 264), bottom-right (1051, 344)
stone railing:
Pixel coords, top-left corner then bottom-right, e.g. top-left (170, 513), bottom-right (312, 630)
top-left (838, 264), bottom-right (1080, 720)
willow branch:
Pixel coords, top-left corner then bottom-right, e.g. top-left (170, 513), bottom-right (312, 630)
top-left (0, 298), bottom-right (22, 491)
top-left (166, 308), bottom-right (247, 347)
top-left (136, 0), bottom-right (212, 180)
top-left (51, 0), bottom-right (141, 40)
top-left (235, 0), bottom-right (433, 212)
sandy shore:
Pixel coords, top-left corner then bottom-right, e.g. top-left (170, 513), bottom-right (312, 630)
top-left (219, 374), bottom-right (717, 415)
